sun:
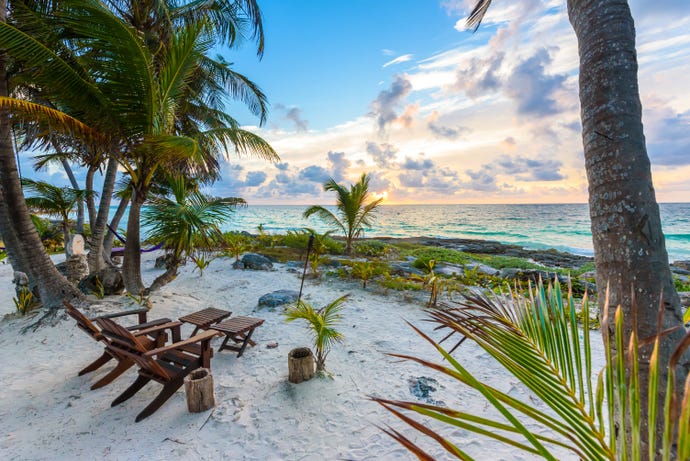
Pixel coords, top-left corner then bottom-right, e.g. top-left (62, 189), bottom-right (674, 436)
top-left (372, 191), bottom-right (389, 202)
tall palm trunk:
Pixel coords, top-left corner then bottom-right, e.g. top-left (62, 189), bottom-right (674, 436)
top-left (568, 0), bottom-right (688, 454)
top-left (85, 165), bottom-right (98, 228)
top-left (88, 156), bottom-right (119, 273)
top-left (0, 0), bottom-right (81, 308)
top-left (103, 195), bottom-right (129, 259)
top-left (0, 188), bottom-right (30, 275)
top-left (122, 186), bottom-right (147, 294)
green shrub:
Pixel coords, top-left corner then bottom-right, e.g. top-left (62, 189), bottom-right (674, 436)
top-left (13, 287), bottom-right (37, 315)
top-left (354, 240), bottom-right (393, 258)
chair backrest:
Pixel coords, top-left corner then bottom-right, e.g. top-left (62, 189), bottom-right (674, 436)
top-left (64, 301), bottom-right (102, 342)
top-left (95, 317), bottom-right (170, 380)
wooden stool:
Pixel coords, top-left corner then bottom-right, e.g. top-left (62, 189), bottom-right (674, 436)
top-left (213, 316), bottom-right (265, 357)
top-left (179, 307), bottom-right (232, 336)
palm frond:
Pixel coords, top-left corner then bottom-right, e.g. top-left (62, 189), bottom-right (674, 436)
top-left (466, 0), bottom-right (493, 31)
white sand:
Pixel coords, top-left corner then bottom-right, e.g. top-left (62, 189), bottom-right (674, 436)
top-left (0, 253), bottom-right (604, 460)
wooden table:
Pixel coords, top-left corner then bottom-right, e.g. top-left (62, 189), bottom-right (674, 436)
top-left (179, 307), bottom-right (232, 336)
top-left (213, 316), bottom-right (265, 357)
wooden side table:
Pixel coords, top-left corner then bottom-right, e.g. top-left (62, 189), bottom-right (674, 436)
top-left (213, 316), bottom-right (265, 357)
top-left (179, 307), bottom-right (232, 336)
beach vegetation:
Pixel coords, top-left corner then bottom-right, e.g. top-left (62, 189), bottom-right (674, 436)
top-left (354, 240), bottom-right (395, 258)
top-left (13, 286), bottom-right (37, 316)
top-left (91, 276), bottom-right (105, 299)
top-left (21, 179), bottom-right (94, 256)
top-left (223, 232), bottom-right (252, 262)
top-left (284, 294), bottom-right (349, 373)
top-left (375, 280), bottom-right (690, 460)
top-left (350, 261), bottom-right (378, 289)
top-left (381, 274), bottom-right (424, 293)
top-left (142, 174), bottom-right (241, 291)
top-left (673, 276), bottom-right (690, 293)
top-left (29, 215), bottom-right (63, 253)
top-left (303, 173), bottom-right (383, 256)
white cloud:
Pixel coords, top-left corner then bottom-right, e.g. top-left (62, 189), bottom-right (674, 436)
top-left (383, 54), bottom-right (414, 68)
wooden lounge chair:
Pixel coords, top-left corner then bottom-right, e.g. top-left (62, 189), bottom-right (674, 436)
top-left (65, 301), bottom-right (172, 390)
top-left (95, 317), bottom-right (216, 422)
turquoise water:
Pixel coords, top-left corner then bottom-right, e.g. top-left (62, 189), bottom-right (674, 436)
top-left (215, 203), bottom-right (690, 262)
top-left (114, 203), bottom-right (690, 262)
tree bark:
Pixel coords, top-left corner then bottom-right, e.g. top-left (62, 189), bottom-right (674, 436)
top-left (0, 0), bottom-right (82, 309)
top-left (103, 195), bottom-right (129, 258)
top-left (88, 156), bottom-right (118, 273)
top-left (85, 165), bottom-right (97, 228)
top-left (568, 0), bottom-right (688, 455)
top-left (122, 186), bottom-right (146, 294)
top-left (59, 157), bottom-right (84, 234)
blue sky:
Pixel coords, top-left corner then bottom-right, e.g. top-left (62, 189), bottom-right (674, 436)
top-left (22, 0), bottom-right (690, 205)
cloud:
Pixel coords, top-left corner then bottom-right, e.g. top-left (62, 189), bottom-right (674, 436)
top-left (327, 151), bottom-right (351, 181)
top-left (506, 48), bottom-right (567, 116)
top-left (244, 171), bottom-right (268, 187)
top-left (402, 156), bottom-right (435, 170)
top-left (299, 165), bottom-right (331, 183)
top-left (645, 109), bottom-right (690, 166)
top-left (464, 166), bottom-right (499, 192)
top-left (370, 74), bottom-right (413, 133)
top-left (493, 154), bottom-right (566, 181)
top-left (398, 156), bottom-right (463, 192)
top-left (383, 54), bottom-right (414, 68)
top-left (275, 104), bottom-right (309, 131)
top-left (428, 121), bottom-right (470, 139)
top-left (366, 142), bottom-right (399, 168)
top-left (221, 164), bottom-right (268, 194)
top-left (452, 52), bottom-right (505, 98)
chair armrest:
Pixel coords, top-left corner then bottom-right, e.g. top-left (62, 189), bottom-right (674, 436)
top-left (134, 321), bottom-right (183, 338)
top-left (94, 308), bottom-right (149, 324)
top-left (129, 317), bottom-right (173, 332)
top-left (145, 329), bottom-right (218, 357)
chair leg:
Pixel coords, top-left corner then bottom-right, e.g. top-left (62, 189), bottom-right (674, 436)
top-left (78, 352), bottom-right (113, 376)
top-left (135, 378), bottom-right (184, 422)
top-left (112, 375), bottom-right (151, 407)
top-left (90, 359), bottom-right (134, 390)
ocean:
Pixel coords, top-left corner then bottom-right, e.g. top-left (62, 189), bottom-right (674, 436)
top-left (212, 203), bottom-right (690, 263)
top-left (111, 203), bottom-right (689, 262)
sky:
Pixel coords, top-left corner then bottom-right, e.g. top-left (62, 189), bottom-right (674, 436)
top-left (21, 0), bottom-right (690, 205)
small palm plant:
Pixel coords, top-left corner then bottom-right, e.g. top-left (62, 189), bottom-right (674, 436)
top-left (411, 259), bottom-right (449, 308)
top-left (21, 179), bottom-right (94, 255)
top-left (284, 294), bottom-right (349, 373)
top-left (351, 261), bottom-right (376, 289)
top-left (224, 233), bottom-right (250, 263)
top-left (373, 280), bottom-right (690, 460)
top-left (303, 173), bottom-right (383, 256)
top-left (142, 175), bottom-right (244, 291)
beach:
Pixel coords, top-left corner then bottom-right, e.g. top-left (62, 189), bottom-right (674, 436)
top-left (0, 250), bottom-right (605, 460)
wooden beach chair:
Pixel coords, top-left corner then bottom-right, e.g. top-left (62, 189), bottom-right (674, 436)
top-left (65, 301), bottom-right (172, 390)
top-left (95, 317), bottom-right (216, 422)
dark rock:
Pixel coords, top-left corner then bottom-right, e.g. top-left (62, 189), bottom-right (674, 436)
top-left (435, 263), bottom-right (465, 277)
top-left (232, 259), bottom-right (245, 270)
top-left (671, 265), bottom-right (690, 276)
top-left (78, 266), bottom-right (124, 295)
top-left (500, 268), bottom-right (568, 285)
top-left (680, 292), bottom-right (690, 308)
top-left (322, 259), bottom-right (342, 268)
top-left (673, 261), bottom-right (690, 272)
top-left (464, 262), bottom-right (500, 276)
top-left (389, 262), bottom-right (424, 277)
top-left (242, 253), bottom-right (274, 271)
top-left (408, 376), bottom-right (445, 406)
top-left (258, 289), bottom-right (299, 308)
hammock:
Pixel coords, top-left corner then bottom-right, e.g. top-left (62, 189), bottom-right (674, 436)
top-left (106, 224), bottom-right (163, 256)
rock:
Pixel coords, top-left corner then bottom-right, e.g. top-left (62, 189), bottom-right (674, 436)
top-left (67, 234), bottom-right (86, 256)
top-left (500, 268), bottom-right (568, 285)
top-left (12, 271), bottom-right (29, 287)
top-left (673, 261), bottom-right (690, 272)
top-left (232, 259), bottom-right (245, 270)
top-left (435, 263), bottom-right (465, 277)
top-left (78, 266), bottom-right (125, 296)
top-left (266, 342), bottom-right (279, 349)
top-left (680, 292), bottom-right (690, 308)
top-left (671, 265), bottom-right (690, 276)
top-left (464, 262), bottom-right (500, 276)
top-left (408, 376), bottom-right (445, 406)
top-left (388, 262), bottom-right (424, 277)
top-left (66, 254), bottom-right (89, 283)
top-left (154, 253), bottom-right (183, 269)
top-left (258, 289), bottom-right (299, 308)
top-left (241, 253), bottom-right (274, 271)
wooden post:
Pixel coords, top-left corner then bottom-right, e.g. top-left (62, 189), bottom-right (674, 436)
top-left (184, 368), bottom-right (214, 412)
top-left (288, 347), bottom-right (315, 383)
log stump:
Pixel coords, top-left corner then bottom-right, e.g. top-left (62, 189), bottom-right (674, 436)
top-left (184, 368), bottom-right (215, 413)
top-left (288, 347), bottom-right (315, 384)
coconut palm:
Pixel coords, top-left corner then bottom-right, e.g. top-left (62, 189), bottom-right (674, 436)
top-left (303, 173), bottom-right (383, 256)
top-left (0, 0), bottom-right (278, 295)
top-left (284, 294), bottom-right (349, 373)
top-left (21, 178), bottom-right (94, 255)
top-left (467, 1), bottom-right (688, 451)
top-left (142, 174), bottom-right (244, 292)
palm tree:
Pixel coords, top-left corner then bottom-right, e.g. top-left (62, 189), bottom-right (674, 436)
top-left (0, 0), bottom-right (278, 295)
top-left (303, 173), bottom-right (383, 256)
top-left (465, 0), bottom-right (688, 453)
top-left (284, 295), bottom-right (349, 373)
top-left (21, 178), bottom-right (94, 255)
top-left (142, 174), bottom-right (243, 292)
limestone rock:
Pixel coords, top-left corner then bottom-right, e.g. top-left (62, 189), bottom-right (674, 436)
top-left (78, 266), bottom-right (125, 296)
top-left (464, 262), bottom-right (500, 276)
top-left (68, 234), bottom-right (86, 256)
top-left (66, 254), bottom-right (89, 283)
top-left (242, 253), bottom-right (274, 271)
top-left (258, 289), bottom-right (299, 308)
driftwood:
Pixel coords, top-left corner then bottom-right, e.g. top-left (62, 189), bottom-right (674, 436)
top-left (288, 347), bottom-right (315, 384)
top-left (184, 368), bottom-right (215, 413)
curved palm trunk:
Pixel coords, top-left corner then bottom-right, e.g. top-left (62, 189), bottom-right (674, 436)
top-left (85, 166), bottom-right (97, 228)
top-left (122, 187), bottom-right (146, 294)
top-left (0, 187), bottom-right (30, 275)
top-left (103, 195), bottom-right (129, 259)
top-left (568, 0), bottom-right (688, 453)
top-left (88, 156), bottom-right (119, 273)
top-left (0, 40), bottom-right (82, 308)
top-left (60, 158), bottom-right (84, 234)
